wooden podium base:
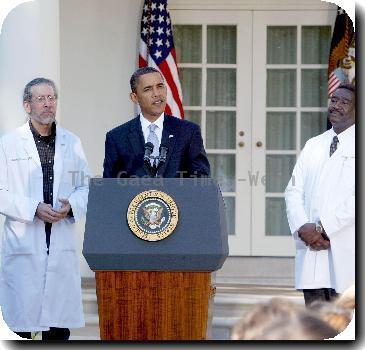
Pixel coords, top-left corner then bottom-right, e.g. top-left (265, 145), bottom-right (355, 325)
top-left (95, 271), bottom-right (212, 340)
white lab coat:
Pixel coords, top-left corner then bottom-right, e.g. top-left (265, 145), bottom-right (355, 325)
top-left (0, 122), bottom-right (90, 332)
top-left (285, 125), bottom-right (354, 293)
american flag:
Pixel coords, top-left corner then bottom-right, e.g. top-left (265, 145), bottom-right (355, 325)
top-left (328, 7), bottom-right (354, 97)
top-left (139, 0), bottom-right (184, 119)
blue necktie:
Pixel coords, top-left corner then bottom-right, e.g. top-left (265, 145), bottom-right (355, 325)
top-left (147, 124), bottom-right (159, 166)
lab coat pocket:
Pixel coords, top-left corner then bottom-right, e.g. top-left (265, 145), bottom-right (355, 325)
top-left (62, 159), bottom-right (78, 187)
top-left (56, 220), bottom-right (78, 252)
top-left (3, 220), bottom-right (34, 255)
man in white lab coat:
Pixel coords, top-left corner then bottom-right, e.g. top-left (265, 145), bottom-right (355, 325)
top-left (0, 78), bottom-right (90, 339)
top-left (285, 83), bottom-right (355, 306)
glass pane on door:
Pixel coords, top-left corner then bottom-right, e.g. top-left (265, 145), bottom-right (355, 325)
top-left (267, 26), bottom-right (297, 64)
top-left (302, 26), bottom-right (331, 64)
top-left (206, 111), bottom-right (236, 149)
top-left (184, 110), bottom-right (202, 127)
top-left (223, 197), bottom-right (236, 235)
top-left (208, 154), bottom-right (236, 192)
top-left (266, 112), bottom-right (296, 150)
top-left (207, 69), bottom-right (236, 106)
top-left (266, 198), bottom-right (291, 236)
top-left (174, 25), bottom-right (202, 63)
top-left (180, 68), bottom-right (202, 106)
top-left (301, 69), bottom-right (328, 107)
top-left (207, 26), bottom-right (237, 64)
top-left (266, 155), bottom-right (296, 193)
top-left (267, 70), bottom-right (296, 107)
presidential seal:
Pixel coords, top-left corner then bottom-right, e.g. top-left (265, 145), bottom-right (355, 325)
top-left (127, 190), bottom-right (179, 242)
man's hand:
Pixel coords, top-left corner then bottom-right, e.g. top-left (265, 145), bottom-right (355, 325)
top-left (298, 223), bottom-right (320, 244)
top-left (298, 223), bottom-right (330, 250)
top-left (309, 237), bottom-right (331, 251)
top-left (36, 202), bottom-right (64, 223)
top-left (55, 198), bottom-right (71, 220)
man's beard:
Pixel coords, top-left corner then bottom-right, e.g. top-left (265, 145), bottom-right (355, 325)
top-left (30, 112), bottom-right (56, 125)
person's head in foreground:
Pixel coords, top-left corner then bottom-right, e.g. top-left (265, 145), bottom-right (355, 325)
top-left (231, 298), bottom-right (338, 340)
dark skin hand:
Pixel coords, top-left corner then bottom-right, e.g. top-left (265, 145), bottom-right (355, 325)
top-left (298, 223), bottom-right (330, 251)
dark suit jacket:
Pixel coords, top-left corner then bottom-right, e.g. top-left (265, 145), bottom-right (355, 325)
top-left (103, 114), bottom-right (210, 178)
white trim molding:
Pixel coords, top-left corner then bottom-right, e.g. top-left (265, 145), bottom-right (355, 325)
top-left (169, 0), bottom-right (336, 11)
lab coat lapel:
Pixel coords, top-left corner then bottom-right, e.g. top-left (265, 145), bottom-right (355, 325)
top-left (53, 125), bottom-right (67, 206)
top-left (21, 122), bottom-right (41, 168)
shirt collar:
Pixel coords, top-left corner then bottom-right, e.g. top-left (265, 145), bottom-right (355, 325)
top-left (140, 112), bottom-right (164, 134)
top-left (29, 119), bottom-right (56, 139)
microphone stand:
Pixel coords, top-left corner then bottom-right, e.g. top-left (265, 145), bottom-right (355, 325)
top-left (143, 159), bottom-right (154, 177)
top-left (154, 146), bottom-right (168, 177)
top-left (143, 142), bottom-right (155, 177)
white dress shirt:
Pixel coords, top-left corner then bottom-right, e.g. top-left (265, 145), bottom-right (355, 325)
top-left (140, 113), bottom-right (164, 150)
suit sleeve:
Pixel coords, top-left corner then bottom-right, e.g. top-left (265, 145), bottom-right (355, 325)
top-left (0, 137), bottom-right (39, 223)
top-left (67, 137), bottom-right (91, 223)
top-left (284, 145), bottom-right (310, 235)
top-left (187, 125), bottom-right (210, 177)
top-left (103, 131), bottom-right (119, 178)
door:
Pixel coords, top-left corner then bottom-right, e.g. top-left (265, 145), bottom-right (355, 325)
top-left (172, 10), bottom-right (252, 255)
top-left (251, 11), bottom-right (334, 256)
top-left (171, 8), bottom-right (335, 256)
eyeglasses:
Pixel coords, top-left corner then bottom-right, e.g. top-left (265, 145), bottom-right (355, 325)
top-left (32, 95), bottom-right (57, 104)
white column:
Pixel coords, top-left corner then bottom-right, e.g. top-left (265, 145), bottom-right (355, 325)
top-left (0, 0), bottom-right (60, 135)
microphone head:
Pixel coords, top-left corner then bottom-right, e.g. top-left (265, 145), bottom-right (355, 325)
top-left (159, 145), bottom-right (168, 159)
top-left (145, 142), bottom-right (154, 152)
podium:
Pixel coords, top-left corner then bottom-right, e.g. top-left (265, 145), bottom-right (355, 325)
top-left (83, 178), bottom-right (228, 340)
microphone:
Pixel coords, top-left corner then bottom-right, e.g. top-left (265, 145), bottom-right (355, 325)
top-left (154, 145), bottom-right (168, 177)
top-left (144, 142), bottom-right (154, 162)
top-left (159, 145), bottom-right (168, 163)
top-left (143, 142), bottom-right (155, 177)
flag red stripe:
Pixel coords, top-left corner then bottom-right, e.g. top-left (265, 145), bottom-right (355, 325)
top-left (328, 77), bottom-right (336, 85)
top-left (158, 60), bottom-right (184, 118)
top-left (328, 76), bottom-right (340, 89)
top-left (158, 60), bottom-right (181, 104)
top-left (165, 104), bottom-right (172, 116)
top-left (139, 55), bottom-right (147, 68)
top-left (328, 79), bottom-right (338, 89)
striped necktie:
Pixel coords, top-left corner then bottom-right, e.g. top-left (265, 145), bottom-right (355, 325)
top-left (147, 124), bottom-right (159, 165)
top-left (329, 135), bottom-right (339, 157)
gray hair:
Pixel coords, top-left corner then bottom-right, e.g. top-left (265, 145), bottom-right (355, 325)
top-left (23, 78), bottom-right (58, 102)
top-left (130, 67), bottom-right (162, 93)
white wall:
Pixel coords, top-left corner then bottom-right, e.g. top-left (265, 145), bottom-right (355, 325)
top-left (59, 0), bottom-right (144, 277)
top-left (0, 0), bottom-right (60, 134)
top-left (59, 0), bottom-right (143, 177)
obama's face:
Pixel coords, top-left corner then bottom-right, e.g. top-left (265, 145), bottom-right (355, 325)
top-left (130, 72), bottom-right (167, 121)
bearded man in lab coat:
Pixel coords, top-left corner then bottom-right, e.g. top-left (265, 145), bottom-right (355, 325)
top-left (285, 83), bottom-right (355, 306)
top-left (0, 78), bottom-right (90, 339)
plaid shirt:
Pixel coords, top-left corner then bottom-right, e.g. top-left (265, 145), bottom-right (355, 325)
top-left (29, 120), bottom-right (56, 252)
